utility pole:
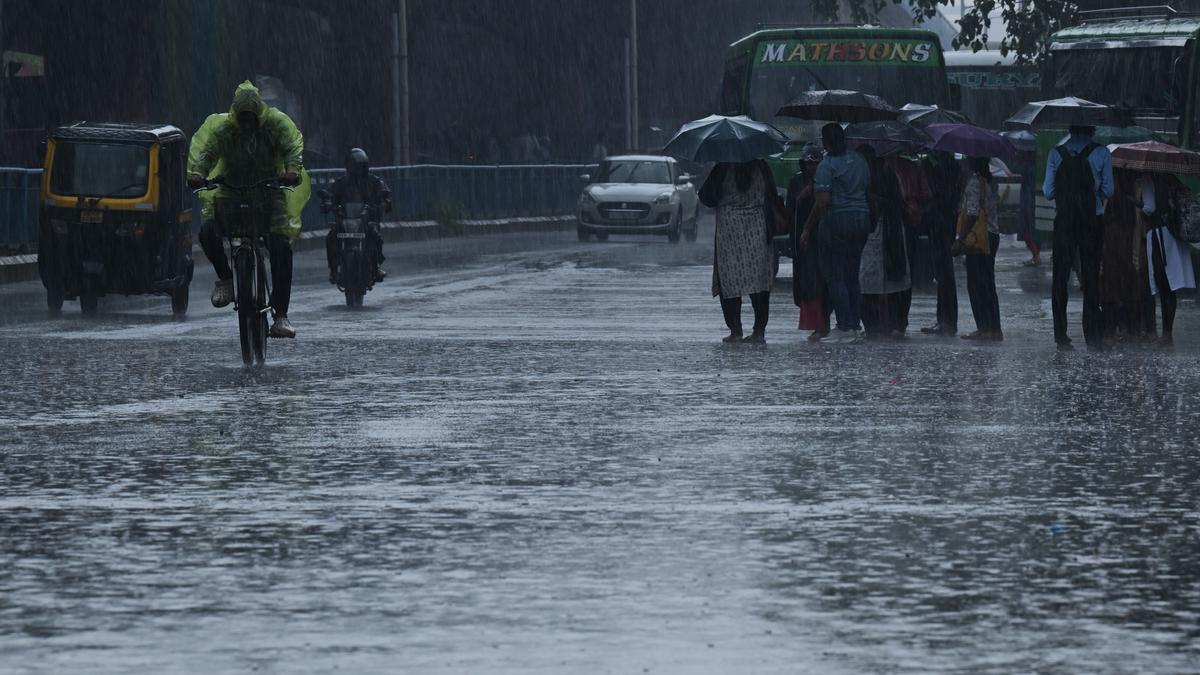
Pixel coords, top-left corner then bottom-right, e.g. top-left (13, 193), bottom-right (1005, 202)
top-left (629, 0), bottom-right (639, 151)
top-left (392, 0), bottom-right (411, 166)
top-left (0, 0), bottom-right (7, 163)
top-left (624, 38), bottom-right (632, 152)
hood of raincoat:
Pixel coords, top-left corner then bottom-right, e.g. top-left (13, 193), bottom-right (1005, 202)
top-left (229, 80), bottom-right (269, 120)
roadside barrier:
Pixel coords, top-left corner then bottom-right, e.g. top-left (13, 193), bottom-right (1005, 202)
top-left (0, 168), bottom-right (42, 251)
top-left (1, 163), bottom-right (594, 251)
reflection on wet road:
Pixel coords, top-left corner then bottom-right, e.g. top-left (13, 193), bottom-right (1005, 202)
top-left (1, 223), bottom-right (1198, 673)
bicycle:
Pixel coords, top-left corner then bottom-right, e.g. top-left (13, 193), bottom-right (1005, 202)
top-left (194, 176), bottom-right (295, 366)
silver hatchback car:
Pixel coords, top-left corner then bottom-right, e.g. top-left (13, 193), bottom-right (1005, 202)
top-left (577, 155), bottom-right (700, 243)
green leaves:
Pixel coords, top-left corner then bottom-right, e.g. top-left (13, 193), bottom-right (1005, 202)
top-left (831, 0), bottom-right (1079, 65)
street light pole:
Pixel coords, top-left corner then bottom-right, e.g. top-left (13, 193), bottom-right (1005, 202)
top-left (630, 0), bottom-right (639, 151)
top-left (392, 0), bottom-right (411, 165)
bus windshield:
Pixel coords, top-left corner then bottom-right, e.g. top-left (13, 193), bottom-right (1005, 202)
top-left (1054, 46), bottom-right (1188, 116)
top-left (749, 65), bottom-right (946, 123)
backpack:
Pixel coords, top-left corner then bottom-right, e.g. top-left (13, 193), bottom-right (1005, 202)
top-left (1054, 143), bottom-right (1098, 223)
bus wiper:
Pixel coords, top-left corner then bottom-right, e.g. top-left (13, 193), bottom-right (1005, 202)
top-left (800, 66), bottom-right (828, 91)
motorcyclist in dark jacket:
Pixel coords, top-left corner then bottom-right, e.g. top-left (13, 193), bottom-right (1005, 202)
top-left (324, 148), bottom-right (391, 283)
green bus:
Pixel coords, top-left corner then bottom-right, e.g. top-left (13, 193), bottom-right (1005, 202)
top-left (1049, 12), bottom-right (1200, 148)
top-left (719, 25), bottom-right (951, 184)
top-left (1034, 9), bottom-right (1200, 234)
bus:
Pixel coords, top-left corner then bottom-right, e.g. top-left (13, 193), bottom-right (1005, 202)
top-left (945, 50), bottom-right (1042, 131)
top-left (1048, 11), bottom-right (1200, 148)
top-left (719, 25), bottom-right (951, 184)
top-left (1035, 9), bottom-right (1200, 234)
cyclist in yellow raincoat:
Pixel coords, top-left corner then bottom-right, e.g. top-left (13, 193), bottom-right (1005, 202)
top-left (188, 80), bottom-right (310, 338)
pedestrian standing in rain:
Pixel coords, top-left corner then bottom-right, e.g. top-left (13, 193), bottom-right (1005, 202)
top-left (1100, 169), bottom-right (1151, 340)
top-left (798, 123), bottom-right (872, 344)
top-left (1142, 173), bottom-right (1194, 347)
top-left (954, 157), bottom-right (1003, 341)
top-left (1015, 149), bottom-right (1042, 266)
top-left (858, 145), bottom-right (912, 338)
top-left (786, 142), bottom-right (830, 340)
top-left (919, 150), bottom-right (962, 336)
top-left (1043, 125), bottom-right (1114, 350)
top-left (885, 152), bottom-right (930, 332)
top-left (699, 159), bottom-right (779, 343)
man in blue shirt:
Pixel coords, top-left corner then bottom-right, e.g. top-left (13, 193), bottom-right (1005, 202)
top-left (798, 123), bottom-right (871, 343)
top-left (1042, 125), bottom-right (1114, 350)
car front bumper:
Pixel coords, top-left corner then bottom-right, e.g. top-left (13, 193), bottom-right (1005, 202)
top-left (578, 202), bottom-right (679, 235)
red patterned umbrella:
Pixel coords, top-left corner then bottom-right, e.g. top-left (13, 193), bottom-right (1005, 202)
top-left (1108, 141), bottom-right (1200, 175)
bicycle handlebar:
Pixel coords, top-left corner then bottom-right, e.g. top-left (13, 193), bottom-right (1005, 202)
top-left (192, 175), bottom-right (297, 194)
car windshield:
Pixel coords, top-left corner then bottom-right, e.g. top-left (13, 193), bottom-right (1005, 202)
top-left (50, 142), bottom-right (150, 198)
top-left (597, 160), bottom-right (671, 184)
top-left (1054, 47), bottom-right (1187, 116)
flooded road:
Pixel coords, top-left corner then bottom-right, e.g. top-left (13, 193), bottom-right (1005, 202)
top-left (1, 222), bottom-right (1198, 673)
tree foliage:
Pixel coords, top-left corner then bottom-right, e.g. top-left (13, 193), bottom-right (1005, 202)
top-left (815, 1), bottom-right (1079, 64)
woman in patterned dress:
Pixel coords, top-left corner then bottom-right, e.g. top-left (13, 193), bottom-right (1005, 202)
top-left (699, 159), bottom-right (779, 343)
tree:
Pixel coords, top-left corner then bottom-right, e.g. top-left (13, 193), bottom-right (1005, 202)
top-left (815, 1), bottom-right (1080, 64)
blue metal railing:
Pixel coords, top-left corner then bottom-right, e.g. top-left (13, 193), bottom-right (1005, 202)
top-left (2, 164), bottom-right (593, 250)
top-left (304, 163), bottom-right (594, 226)
top-left (0, 168), bottom-right (42, 251)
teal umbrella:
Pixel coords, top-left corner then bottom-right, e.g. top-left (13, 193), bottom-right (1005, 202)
top-left (664, 115), bottom-right (789, 163)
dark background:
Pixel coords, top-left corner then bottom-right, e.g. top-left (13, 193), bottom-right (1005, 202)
top-left (2, 0), bottom-right (1196, 166)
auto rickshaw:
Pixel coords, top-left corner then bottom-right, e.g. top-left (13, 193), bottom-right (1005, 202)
top-left (38, 122), bottom-right (193, 315)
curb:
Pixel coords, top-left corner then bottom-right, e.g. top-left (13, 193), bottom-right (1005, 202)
top-left (0, 215), bottom-right (576, 285)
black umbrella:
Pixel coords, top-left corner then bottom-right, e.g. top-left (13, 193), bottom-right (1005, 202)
top-left (898, 103), bottom-right (970, 127)
top-left (777, 89), bottom-right (898, 123)
top-left (1003, 96), bottom-right (1132, 130)
top-left (844, 120), bottom-right (930, 156)
top-left (663, 114), bottom-right (789, 163)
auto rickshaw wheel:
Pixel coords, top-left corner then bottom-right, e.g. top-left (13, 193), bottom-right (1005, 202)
top-left (46, 285), bottom-right (64, 316)
top-left (171, 282), bottom-right (190, 317)
top-left (79, 279), bottom-right (100, 316)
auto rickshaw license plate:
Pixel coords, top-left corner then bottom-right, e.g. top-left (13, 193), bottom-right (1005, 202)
top-left (80, 211), bottom-right (103, 224)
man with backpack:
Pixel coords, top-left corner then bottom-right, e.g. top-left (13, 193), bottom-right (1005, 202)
top-left (1043, 125), bottom-right (1114, 350)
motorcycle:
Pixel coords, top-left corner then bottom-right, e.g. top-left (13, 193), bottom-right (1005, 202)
top-left (320, 190), bottom-right (385, 308)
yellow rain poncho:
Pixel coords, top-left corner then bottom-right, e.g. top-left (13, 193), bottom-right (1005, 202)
top-left (188, 80), bottom-right (311, 239)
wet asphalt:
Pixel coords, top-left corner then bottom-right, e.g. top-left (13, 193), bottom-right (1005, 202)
top-left (1, 219), bottom-right (1198, 673)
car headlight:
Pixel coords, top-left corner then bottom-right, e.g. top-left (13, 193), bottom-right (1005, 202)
top-left (654, 193), bottom-right (673, 205)
top-left (580, 192), bottom-right (597, 207)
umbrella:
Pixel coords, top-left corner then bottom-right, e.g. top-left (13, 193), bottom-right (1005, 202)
top-left (1004, 96), bottom-right (1132, 130)
top-left (1108, 141), bottom-right (1200, 175)
top-left (898, 103), bottom-right (970, 127)
top-left (844, 120), bottom-right (931, 156)
top-left (1001, 129), bottom-right (1037, 152)
top-left (663, 114), bottom-right (789, 163)
top-left (923, 123), bottom-right (1017, 161)
top-left (776, 89), bottom-right (897, 123)
top-left (1059, 125), bottom-right (1160, 147)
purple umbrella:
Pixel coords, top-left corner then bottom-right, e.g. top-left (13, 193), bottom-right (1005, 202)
top-left (923, 123), bottom-right (1017, 161)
